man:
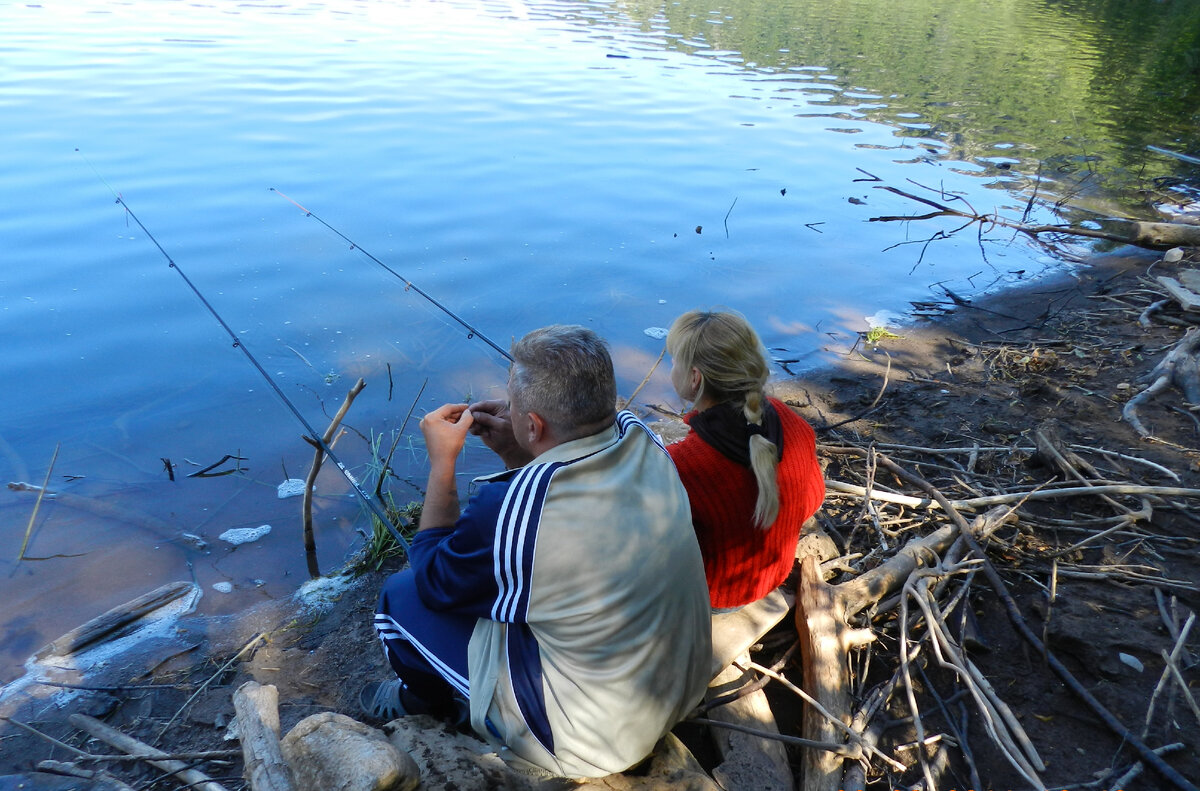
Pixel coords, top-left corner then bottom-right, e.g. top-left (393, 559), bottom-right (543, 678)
top-left (367, 325), bottom-right (712, 779)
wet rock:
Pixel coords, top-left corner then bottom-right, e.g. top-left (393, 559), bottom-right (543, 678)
top-left (282, 712), bottom-right (420, 791)
top-left (384, 716), bottom-right (535, 790)
top-left (385, 716), bottom-right (719, 791)
top-left (0, 773), bottom-right (118, 790)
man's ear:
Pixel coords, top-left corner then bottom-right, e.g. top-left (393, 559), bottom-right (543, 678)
top-left (526, 410), bottom-right (547, 446)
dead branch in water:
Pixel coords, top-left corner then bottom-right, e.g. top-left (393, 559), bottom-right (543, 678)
top-left (16, 442), bottom-right (59, 564)
top-left (302, 377), bottom-right (366, 577)
top-left (870, 183), bottom-right (1200, 250)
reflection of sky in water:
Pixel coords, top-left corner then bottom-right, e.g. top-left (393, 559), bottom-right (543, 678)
top-left (1, 0), bottom-right (1190, 681)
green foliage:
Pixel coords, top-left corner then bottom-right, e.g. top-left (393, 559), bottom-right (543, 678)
top-left (354, 428), bottom-right (423, 572)
top-left (865, 326), bottom-right (903, 345)
top-left (361, 497), bottom-right (420, 572)
top-left (621, 0), bottom-right (1200, 211)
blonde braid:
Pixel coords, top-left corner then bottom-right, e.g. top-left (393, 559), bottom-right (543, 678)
top-left (744, 389), bottom-right (780, 528)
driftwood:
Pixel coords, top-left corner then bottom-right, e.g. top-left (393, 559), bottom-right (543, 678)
top-left (36, 760), bottom-right (138, 791)
top-left (233, 681), bottom-right (296, 791)
top-left (1156, 274), bottom-right (1200, 311)
top-left (69, 713), bottom-right (231, 791)
top-left (7, 481), bottom-right (206, 550)
top-left (793, 511), bottom-right (1010, 791)
top-left (875, 453), bottom-right (1199, 791)
top-left (707, 659), bottom-right (794, 791)
top-left (870, 183), bottom-right (1200, 250)
top-left (1123, 326), bottom-right (1200, 437)
top-left (34, 581), bottom-right (198, 661)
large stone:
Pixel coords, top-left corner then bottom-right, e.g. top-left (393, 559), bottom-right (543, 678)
top-left (385, 717), bottom-right (719, 791)
top-left (281, 711), bottom-right (420, 791)
top-left (384, 715), bottom-right (547, 790)
top-left (577, 734), bottom-right (723, 791)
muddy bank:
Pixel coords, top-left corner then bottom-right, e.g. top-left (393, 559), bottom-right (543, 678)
top-left (2, 247), bottom-right (1198, 790)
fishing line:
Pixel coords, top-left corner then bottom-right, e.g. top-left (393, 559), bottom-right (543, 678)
top-left (270, 187), bottom-right (514, 363)
top-left (98, 184), bottom-right (409, 550)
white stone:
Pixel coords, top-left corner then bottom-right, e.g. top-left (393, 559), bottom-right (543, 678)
top-left (1118, 652), bottom-right (1144, 672)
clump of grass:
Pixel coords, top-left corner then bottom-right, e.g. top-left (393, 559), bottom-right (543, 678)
top-left (352, 427), bottom-right (425, 572)
top-left (865, 325), bottom-right (903, 345)
top-left (360, 497), bottom-right (420, 571)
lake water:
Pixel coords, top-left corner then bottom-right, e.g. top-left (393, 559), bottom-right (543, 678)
top-left (1, 0), bottom-right (1197, 683)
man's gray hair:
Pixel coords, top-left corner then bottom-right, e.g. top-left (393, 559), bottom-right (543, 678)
top-left (510, 325), bottom-right (617, 434)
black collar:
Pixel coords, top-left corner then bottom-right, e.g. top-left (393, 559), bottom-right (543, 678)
top-left (687, 399), bottom-right (783, 466)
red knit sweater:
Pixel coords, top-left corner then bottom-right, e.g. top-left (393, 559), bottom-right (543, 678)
top-left (667, 398), bottom-right (824, 608)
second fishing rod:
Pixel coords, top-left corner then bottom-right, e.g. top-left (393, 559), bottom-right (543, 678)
top-left (271, 187), bottom-right (514, 364)
top-left (112, 193), bottom-right (412, 550)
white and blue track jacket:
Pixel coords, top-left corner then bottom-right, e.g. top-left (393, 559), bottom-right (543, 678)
top-left (408, 411), bottom-right (712, 778)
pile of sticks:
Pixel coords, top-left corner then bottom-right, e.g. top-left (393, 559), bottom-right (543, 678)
top-left (727, 429), bottom-right (1200, 791)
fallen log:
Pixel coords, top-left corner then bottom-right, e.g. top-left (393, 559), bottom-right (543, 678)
top-left (707, 659), bottom-right (793, 791)
top-left (7, 482), bottom-right (206, 550)
top-left (794, 512), bottom-right (1011, 791)
top-left (35, 581), bottom-right (198, 661)
top-left (233, 681), bottom-right (296, 791)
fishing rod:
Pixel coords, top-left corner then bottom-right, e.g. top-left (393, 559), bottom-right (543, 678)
top-left (108, 192), bottom-right (411, 551)
top-left (270, 187), bottom-right (514, 363)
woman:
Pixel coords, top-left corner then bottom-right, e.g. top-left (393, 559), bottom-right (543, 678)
top-left (665, 310), bottom-right (825, 609)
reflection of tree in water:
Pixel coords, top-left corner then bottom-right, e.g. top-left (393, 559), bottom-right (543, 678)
top-left (600, 0), bottom-right (1200, 207)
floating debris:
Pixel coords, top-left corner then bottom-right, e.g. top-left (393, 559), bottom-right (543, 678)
top-left (180, 532), bottom-right (208, 551)
top-left (277, 478), bottom-right (307, 499)
top-left (865, 309), bottom-right (905, 330)
top-left (212, 581), bottom-right (234, 594)
top-left (295, 573), bottom-right (361, 613)
top-left (644, 327), bottom-right (669, 340)
top-left (219, 525), bottom-right (272, 546)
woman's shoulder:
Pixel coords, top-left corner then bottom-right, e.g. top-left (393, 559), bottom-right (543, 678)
top-left (666, 425), bottom-right (726, 467)
top-left (768, 397), bottom-right (819, 460)
top-left (769, 396), bottom-right (814, 429)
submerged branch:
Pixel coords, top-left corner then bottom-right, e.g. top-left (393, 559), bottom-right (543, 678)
top-left (871, 184), bottom-right (1200, 250)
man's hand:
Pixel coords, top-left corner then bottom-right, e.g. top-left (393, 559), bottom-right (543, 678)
top-left (469, 399), bottom-right (534, 468)
top-left (417, 403), bottom-right (474, 532)
top-left (420, 403), bottom-right (474, 468)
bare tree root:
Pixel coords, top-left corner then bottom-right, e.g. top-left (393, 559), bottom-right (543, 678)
top-left (1123, 327), bottom-right (1200, 438)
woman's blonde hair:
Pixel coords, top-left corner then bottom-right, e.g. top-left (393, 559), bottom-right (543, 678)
top-left (667, 310), bottom-right (780, 527)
